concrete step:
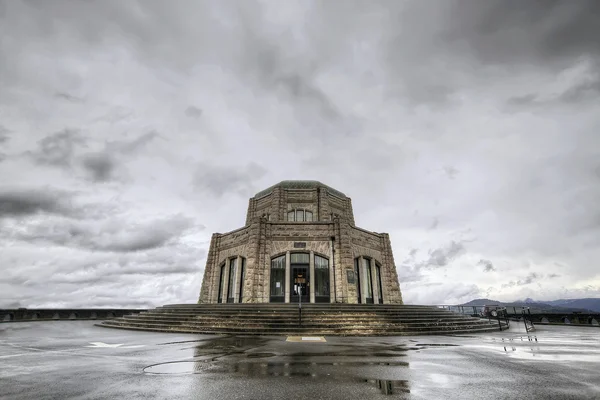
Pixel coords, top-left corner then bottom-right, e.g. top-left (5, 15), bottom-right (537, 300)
top-left (98, 304), bottom-right (507, 336)
top-left (98, 321), bottom-right (503, 336)
top-left (101, 319), bottom-right (502, 331)
top-left (113, 319), bottom-right (495, 330)
top-left (117, 315), bottom-right (488, 324)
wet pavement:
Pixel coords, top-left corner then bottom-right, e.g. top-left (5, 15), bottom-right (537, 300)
top-left (1, 321), bottom-right (599, 399)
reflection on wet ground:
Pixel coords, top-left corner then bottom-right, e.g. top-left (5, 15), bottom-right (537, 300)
top-left (144, 360), bottom-right (410, 375)
top-left (2, 322), bottom-right (600, 399)
top-left (365, 379), bottom-right (410, 395)
top-left (145, 359), bottom-right (412, 395)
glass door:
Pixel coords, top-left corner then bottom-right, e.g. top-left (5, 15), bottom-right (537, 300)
top-left (291, 266), bottom-right (309, 303)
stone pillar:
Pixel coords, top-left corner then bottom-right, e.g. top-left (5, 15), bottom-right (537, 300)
top-left (382, 233), bottom-right (403, 304)
top-left (336, 218), bottom-right (354, 303)
top-left (309, 250), bottom-right (315, 303)
top-left (221, 260), bottom-right (230, 304)
top-left (371, 261), bottom-right (379, 305)
top-left (233, 256), bottom-right (242, 303)
top-left (359, 256), bottom-right (365, 304)
top-left (198, 233), bottom-right (218, 303)
top-left (285, 251), bottom-right (291, 303)
top-left (330, 238), bottom-right (335, 303)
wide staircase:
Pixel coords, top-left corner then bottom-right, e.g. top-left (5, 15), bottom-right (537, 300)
top-left (98, 304), bottom-right (505, 336)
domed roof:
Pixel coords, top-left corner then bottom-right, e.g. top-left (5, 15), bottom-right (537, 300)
top-left (254, 180), bottom-right (346, 199)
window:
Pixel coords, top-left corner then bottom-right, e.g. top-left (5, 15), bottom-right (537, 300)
top-left (290, 253), bottom-right (309, 264)
top-left (354, 258), bottom-right (362, 303)
top-left (287, 209), bottom-right (315, 222)
top-left (376, 263), bottom-right (383, 304)
top-left (270, 255), bottom-right (286, 301)
top-left (239, 258), bottom-right (246, 303)
top-left (362, 258), bottom-right (374, 303)
top-left (314, 255), bottom-right (330, 302)
top-left (227, 258), bottom-right (237, 303)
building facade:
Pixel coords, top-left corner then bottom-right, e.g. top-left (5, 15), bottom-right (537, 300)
top-left (198, 181), bottom-right (403, 304)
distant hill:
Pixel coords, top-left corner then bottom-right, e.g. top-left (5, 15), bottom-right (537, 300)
top-left (461, 298), bottom-right (599, 313)
top-left (545, 298), bottom-right (600, 313)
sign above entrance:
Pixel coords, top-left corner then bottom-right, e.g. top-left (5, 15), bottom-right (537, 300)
top-left (293, 242), bottom-right (307, 248)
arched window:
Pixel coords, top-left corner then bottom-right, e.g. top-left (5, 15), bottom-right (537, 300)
top-left (227, 258), bottom-right (237, 303)
top-left (314, 255), bottom-right (330, 303)
top-left (363, 258), bottom-right (374, 304)
top-left (270, 255), bottom-right (286, 302)
top-left (287, 209), bottom-right (314, 222)
top-left (354, 257), bottom-right (374, 304)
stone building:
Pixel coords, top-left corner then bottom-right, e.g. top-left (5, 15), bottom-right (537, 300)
top-left (198, 181), bottom-right (403, 305)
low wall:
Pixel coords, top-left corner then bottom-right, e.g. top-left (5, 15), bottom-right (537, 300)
top-left (0, 308), bottom-right (147, 322)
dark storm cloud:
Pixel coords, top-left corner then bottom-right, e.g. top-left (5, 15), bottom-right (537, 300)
top-left (507, 75), bottom-right (600, 107)
top-left (0, 125), bottom-right (9, 144)
top-left (0, 188), bottom-right (73, 217)
top-left (478, 259), bottom-right (496, 272)
top-left (14, 214), bottom-right (198, 253)
top-left (99, 221), bottom-right (193, 253)
top-left (418, 241), bottom-right (466, 269)
top-left (82, 153), bottom-right (115, 182)
top-left (112, 131), bottom-right (161, 155)
top-left (79, 132), bottom-right (160, 183)
top-left (233, 6), bottom-right (335, 110)
top-left (29, 128), bottom-right (85, 167)
top-left (443, 166), bottom-right (459, 180)
top-left (49, 254), bottom-right (204, 284)
top-left (559, 77), bottom-right (600, 103)
top-left (436, 0), bottom-right (600, 66)
top-left (194, 162), bottom-right (267, 197)
top-left (372, 0), bottom-right (600, 106)
top-left (184, 106), bottom-right (203, 118)
top-left (55, 92), bottom-right (84, 103)
top-left (502, 272), bottom-right (540, 288)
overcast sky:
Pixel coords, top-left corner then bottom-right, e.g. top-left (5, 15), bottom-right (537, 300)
top-left (1, 0), bottom-right (599, 308)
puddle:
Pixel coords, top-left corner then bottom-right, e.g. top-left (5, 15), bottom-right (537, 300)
top-left (415, 343), bottom-right (460, 348)
top-left (144, 360), bottom-right (408, 375)
top-left (196, 336), bottom-right (268, 349)
top-left (246, 352), bottom-right (276, 358)
top-left (289, 351), bottom-right (407, 358)
top-left (144, 360), bottom-right (212, 375)
top-left (363, 379), bottom-right (410, 395)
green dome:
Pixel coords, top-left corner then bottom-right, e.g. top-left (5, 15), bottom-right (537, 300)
top-left (254, 180), bottom-right (346, 199)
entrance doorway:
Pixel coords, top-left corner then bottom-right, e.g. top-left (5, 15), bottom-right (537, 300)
top-left (291, 266), bottom-right (309, 303)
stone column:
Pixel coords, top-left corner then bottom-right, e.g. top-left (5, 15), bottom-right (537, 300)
top-left (309, 250), bottom-right (315, 303)
top-left (233, 256), bottom-right (242, 303)
top-left (371, 261), bottom-right (379, 305)
top-left (285, 251), bottom-right (291, 303)
top-left (222, 260), bottom-right (230, 304)
top-left (330, 238), bottom-right (335, 303)
top-left (359, 256), bottom-right (365, 304)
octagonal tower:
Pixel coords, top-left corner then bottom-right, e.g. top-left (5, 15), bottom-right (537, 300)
top-left (198, 180), bottom-right (403, 304)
